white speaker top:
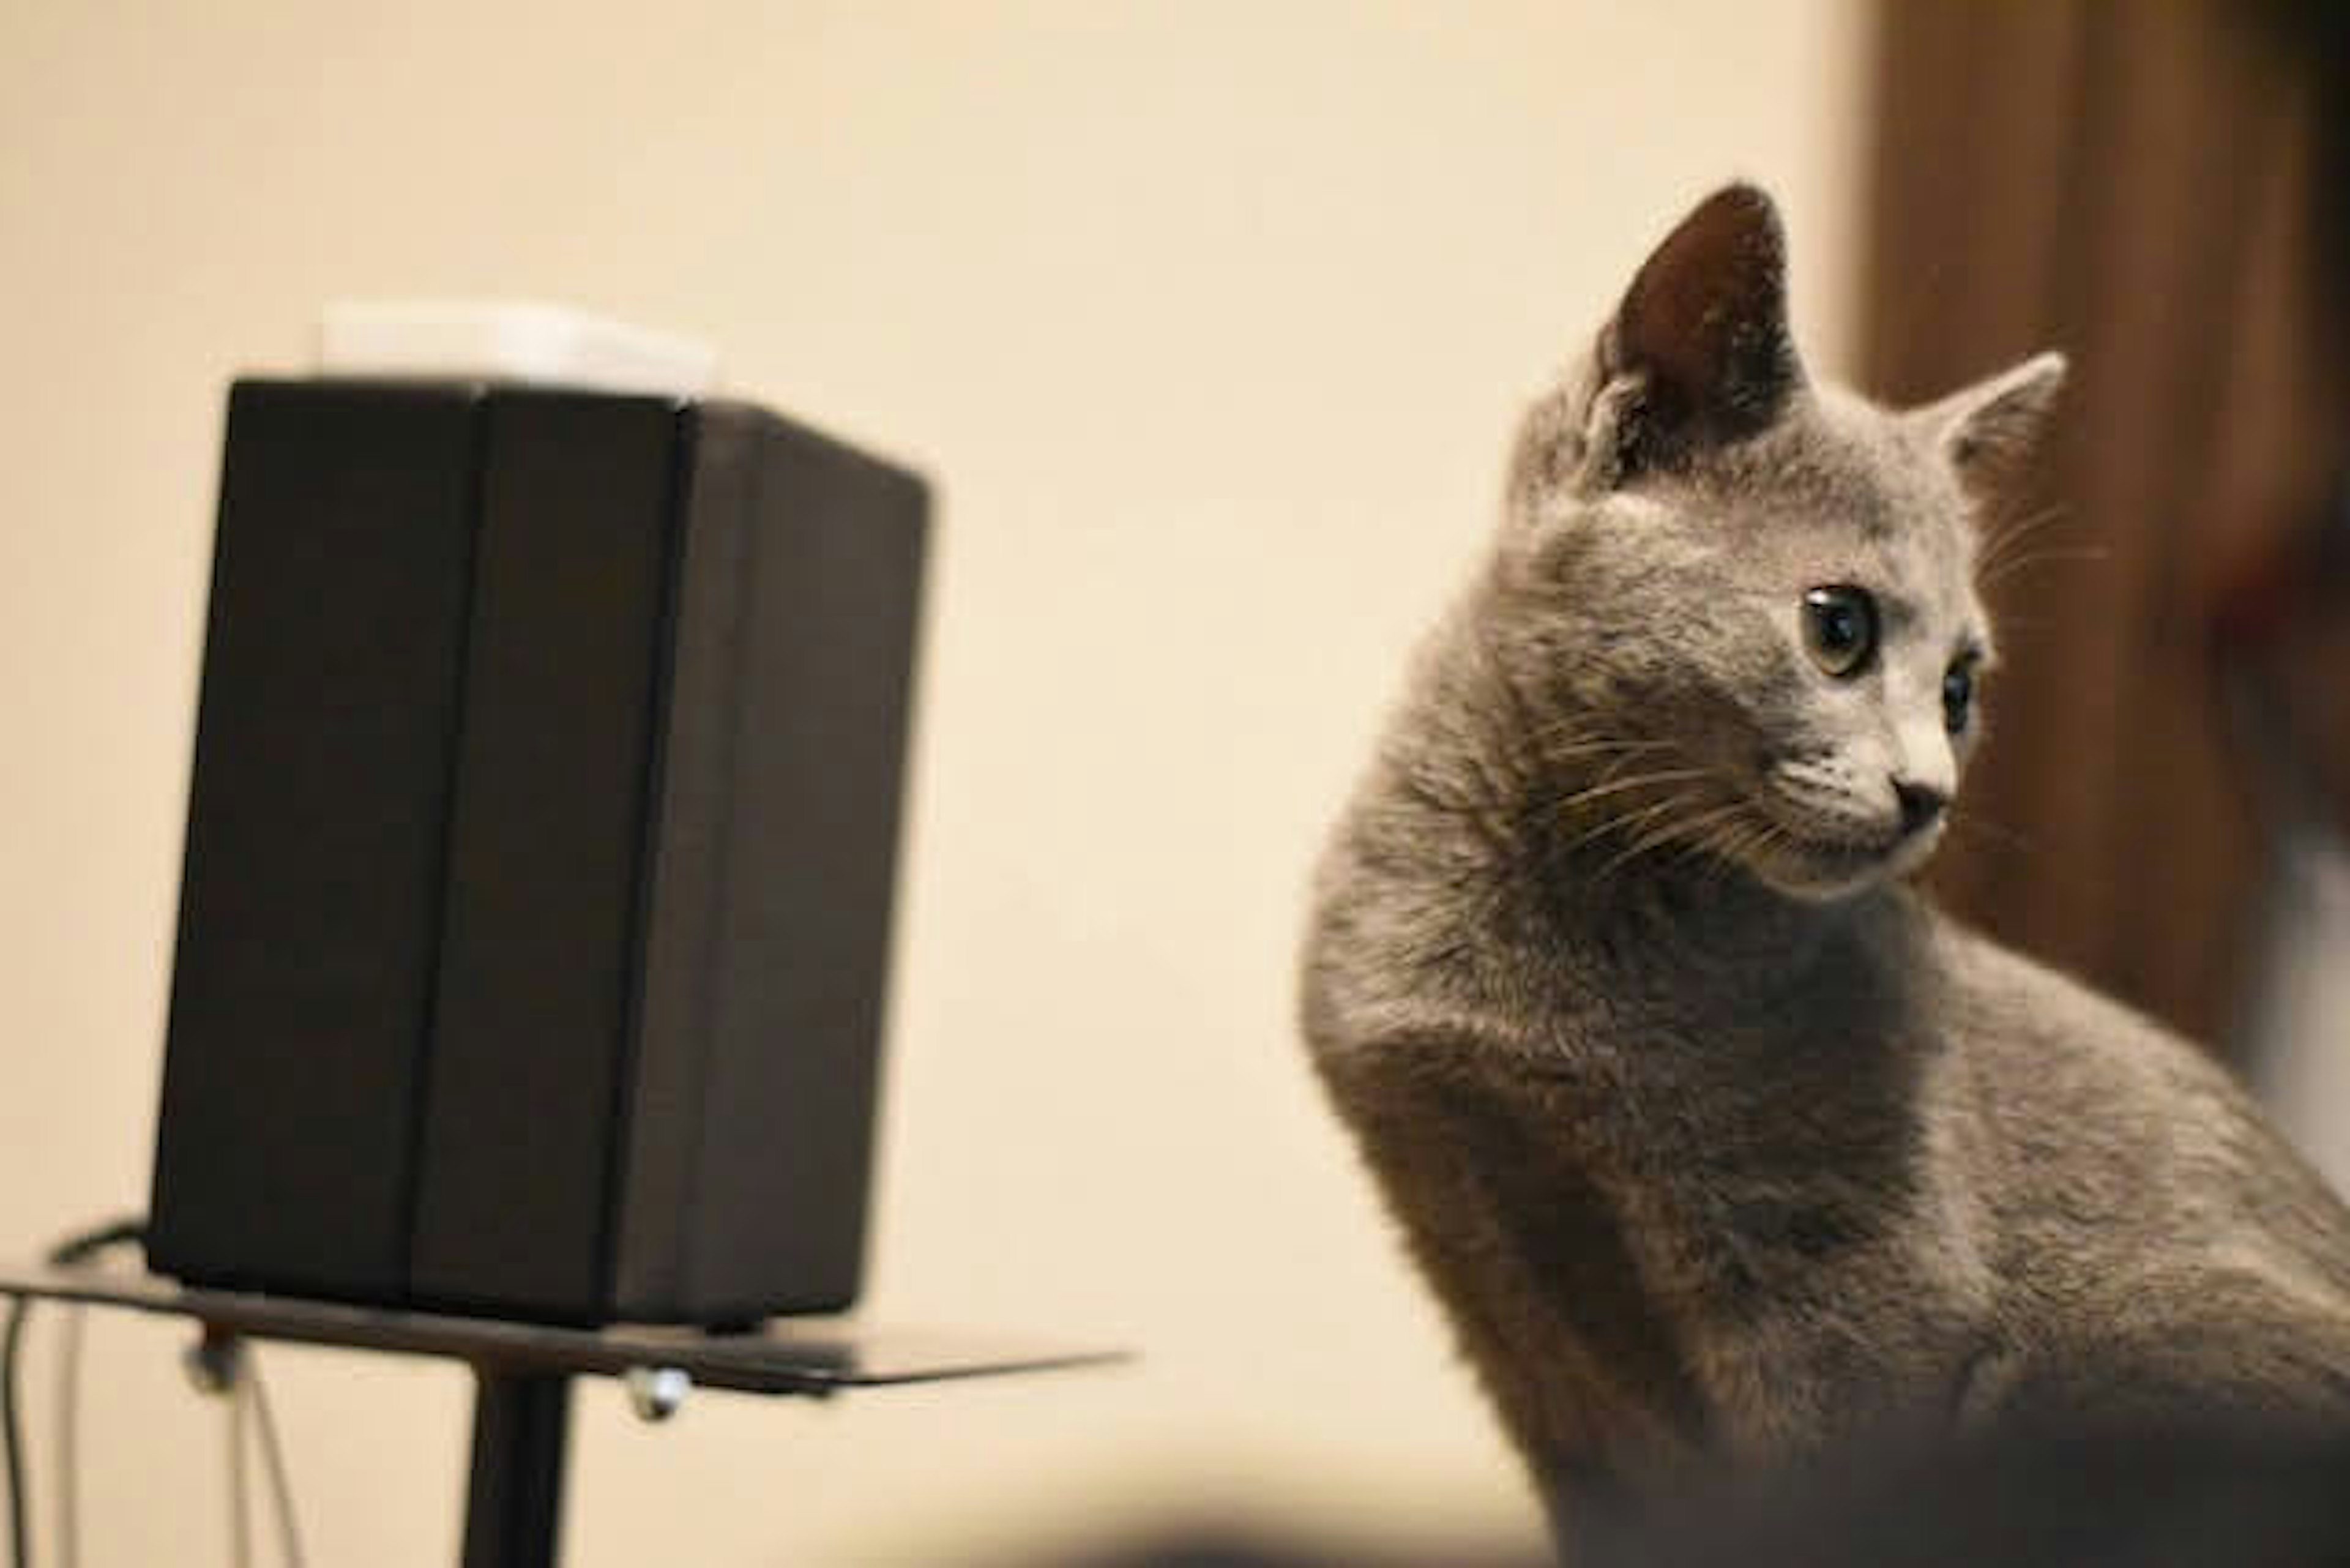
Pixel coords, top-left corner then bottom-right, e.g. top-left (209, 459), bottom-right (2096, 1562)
top-left (316, 301), bottom-right (717, 398)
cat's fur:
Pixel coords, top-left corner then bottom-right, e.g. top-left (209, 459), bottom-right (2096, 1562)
top-left (1299, 185), bottom-right (2350, 1533)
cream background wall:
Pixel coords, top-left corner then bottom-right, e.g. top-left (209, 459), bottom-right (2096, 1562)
top-left (0, 3), bottom-right (1869, 1561)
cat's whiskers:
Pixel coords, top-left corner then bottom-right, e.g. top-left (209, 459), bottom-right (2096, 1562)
top-left (1532, 719), bottom-right (1682, 752)
top-left (1586, 791), bottom-right (1741, 889)
top-left (1550, 766), bottom-right (1716, 815)
top-left (1978, 543), bottom-right (2110, 591)
top-left (1532, 727), bottom-right (1672, 752)
top-left (1707, 815), bottom-right (1791, 888)
top-left (1682, 806), bottom-right (1772, 883)
top-left (1945, 805), bottom-right (2034, 856)
top-left (1661, 799), bottom-right (1758, 865)
top-left (1975, 503), bottom-right (2068, 578)
top-left (1565, 790), bottom-right (1696, 862)
top-left (1662, 805), bottom-right (1777, 890)
top-left (1531, 732), bottom-right (1684, 772)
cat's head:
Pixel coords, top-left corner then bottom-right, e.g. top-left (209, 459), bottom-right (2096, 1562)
top-left (1493, 184), bottom-right (2064, 902)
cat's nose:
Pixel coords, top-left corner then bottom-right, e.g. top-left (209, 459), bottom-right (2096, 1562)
top-left (1892, 777), bottom-right (1949, 835)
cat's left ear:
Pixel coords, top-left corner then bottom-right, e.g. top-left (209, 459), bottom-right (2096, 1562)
top-left (1913, 351), bottom-right (2067, 500)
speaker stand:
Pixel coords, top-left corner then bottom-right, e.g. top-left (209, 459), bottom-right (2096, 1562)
top-left (0, 1260), bottom-right (1125, 1568)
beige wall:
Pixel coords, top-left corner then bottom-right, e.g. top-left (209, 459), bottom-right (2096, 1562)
top-left (0, 3), bottom-right (1869, 1562)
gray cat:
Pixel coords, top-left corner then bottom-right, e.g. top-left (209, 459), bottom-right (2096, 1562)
top-left (1299, 184), bottom-right (2350, 1538)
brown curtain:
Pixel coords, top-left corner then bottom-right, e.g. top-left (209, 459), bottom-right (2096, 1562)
top-left (1862, 0), bottom-right (2350, 1050)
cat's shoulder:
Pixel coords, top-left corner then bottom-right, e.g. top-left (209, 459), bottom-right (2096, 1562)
top-left (1917, 903), bottom-right (2244, 1102)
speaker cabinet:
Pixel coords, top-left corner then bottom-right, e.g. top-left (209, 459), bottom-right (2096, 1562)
top-left (148, 380), bottom-right (928, 1324)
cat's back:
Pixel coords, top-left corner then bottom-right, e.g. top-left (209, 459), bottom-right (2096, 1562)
top-left (1925, 913), bottom-right (2350, 1310)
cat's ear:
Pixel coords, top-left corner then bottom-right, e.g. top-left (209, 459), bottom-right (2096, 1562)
top-left (1586, 182), bottom-right (1804, 482)
top-left (1913, 351), bottom-right (2067, 500)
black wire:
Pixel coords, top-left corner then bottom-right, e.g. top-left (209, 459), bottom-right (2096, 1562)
top-left (43, 1220), bottom-right (144, 1271)
top-left (4, 1294), bottom-right (30, 1568)
top-left (245, 1356), bottom-right (305, 1568)
top-left (0, 1214), bottom-right (147, 1568)
top-left (227, 1366), bottom-right (250, 1568)
top-left (51, 1309), bottom-right (78, 1568)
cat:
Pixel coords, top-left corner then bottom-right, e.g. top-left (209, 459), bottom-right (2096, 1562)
top-left (1298, 182), bottom-right (2350, 1543)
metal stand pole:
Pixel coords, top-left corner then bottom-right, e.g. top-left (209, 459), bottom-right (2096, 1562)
top-left (461, 1369), bottom-right (571, 1568)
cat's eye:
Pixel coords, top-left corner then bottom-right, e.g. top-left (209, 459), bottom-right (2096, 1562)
top-left (1943, 658), bottom-right (1978, 734)
top-left (1800, 586), bottom-right (1878, 678)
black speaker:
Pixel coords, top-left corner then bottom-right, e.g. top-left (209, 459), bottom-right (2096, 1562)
top-left (147, 379), bottom-right (928, 1324)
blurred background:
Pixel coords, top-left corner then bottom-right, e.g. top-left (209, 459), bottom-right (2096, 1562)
top-left (0, 1), bottom-right (2341, 1564)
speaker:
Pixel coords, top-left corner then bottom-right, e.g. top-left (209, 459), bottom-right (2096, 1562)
top-left (148, 379), bottom-right (928, 1324)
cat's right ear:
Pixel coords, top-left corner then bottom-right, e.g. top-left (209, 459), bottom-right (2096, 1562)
top-left (1577, 183), bottom-right (1806, 488)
